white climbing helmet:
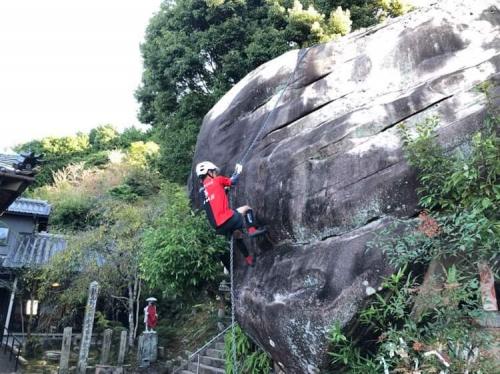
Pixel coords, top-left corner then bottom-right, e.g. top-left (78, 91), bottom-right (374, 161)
top-left (195, 161), bottom-right (219, 177)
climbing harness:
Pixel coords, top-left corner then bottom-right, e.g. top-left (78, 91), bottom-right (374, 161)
top-left (228, 47), bottom-right (310, 374)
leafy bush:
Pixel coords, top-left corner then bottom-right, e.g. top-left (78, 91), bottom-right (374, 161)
top-left (41, 133), bottom-right (90, 155)
top-left (109, 167), bottom-right (162, 201)
top-left (225, 324), bottom-right (272, 374)
top-left (124, 167), bottom-right (162, 196)
top-left (286, 2), bottom-right (353, 44)
top-left (89, 124), bottom-right (119, 150)
top-left (83, 151), bottom-right (110, 168)
top-left (108, 184), bottom-right (139, 202)
top-left (126, 141), bottom-right (160, 167)
top-left (94, 311), bottom-right (112, 333)
top-left (329, 266), bottom-right (493, 373)
top-left (24, 336), bottom-right (43, 359)
top-left (50, 193), bottom-right (100, 231)
top-left (398, 114), bottom-right (499, 265)
top-left (328, 322), bottom-right (381, 373)
top-left (329, 107), bottom-right (499, 372)
top-left (140, 182), bottom-right (226, 297)
top-left (378, 0), bottom-right (414, 17)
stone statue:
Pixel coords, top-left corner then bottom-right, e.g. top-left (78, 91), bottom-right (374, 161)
top-left (144, 297), bottom-right (158, 332)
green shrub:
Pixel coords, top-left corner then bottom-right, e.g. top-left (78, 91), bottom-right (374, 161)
top-left (108, 184), bottom-right (139, 202)
top-left (398, 114), bottom-right (499, 264)
top-left (330, 108), bottom-right (499, 372)
top-left (24, 336), bottom-right (43, 359)
top-left (377, 0), bottom-right (414, 18)
top-left (83, 151), bottom-right (110, 168)
top-left (94, 311), bottom-right (112, 334)
top-left (328, 322), bottom-right (381, 373)
top-left (123, 168), bottom-right (162, 197)
top-left (126, 141), bottom-right (160, 167)
top-left (140, 182), bottom-right (226, 297)
top-left (225, 324), bottom-right (272, 374)
top-left (108, 167), bottom-right (162, 202)
top-left (50, 194), bottom-right (100, 230)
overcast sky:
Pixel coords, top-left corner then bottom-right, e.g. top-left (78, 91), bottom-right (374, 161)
top-left (0, 0), bottom-right (163, 152)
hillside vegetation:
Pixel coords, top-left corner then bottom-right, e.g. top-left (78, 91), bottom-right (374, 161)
top-left (17, 125), bottom-right (226, 360)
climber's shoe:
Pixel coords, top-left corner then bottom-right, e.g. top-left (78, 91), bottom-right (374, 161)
top-left (245, 255), bottom-right (255, 267)
top-left (247, 226), bottom-right (267, 237)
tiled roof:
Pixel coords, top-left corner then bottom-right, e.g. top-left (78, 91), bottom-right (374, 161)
top-left (6, 198), bottom-right (52, 217)
top-left (0, 153), bottom-right (22, 172)
top-left (2, 232), bottom-right (67, 268)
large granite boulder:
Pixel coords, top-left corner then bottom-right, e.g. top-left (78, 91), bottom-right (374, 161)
top-left (191, 0), bottom-right (500, 372)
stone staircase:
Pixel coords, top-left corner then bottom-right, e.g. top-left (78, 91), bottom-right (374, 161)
top-left (174, 328), bottom-right (228, 374)
top-left (180, 340), bottom-right (226, 374)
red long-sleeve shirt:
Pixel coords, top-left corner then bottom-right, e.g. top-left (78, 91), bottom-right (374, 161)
top-left (200, 175), bottom-right (234, 227)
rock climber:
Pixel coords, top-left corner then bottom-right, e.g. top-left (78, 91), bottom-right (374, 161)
top-left (196, 160), bottom-right (266, 266)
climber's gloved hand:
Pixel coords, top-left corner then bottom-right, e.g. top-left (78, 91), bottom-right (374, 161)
top-left (230, 163), bottom-right (243, 185)
top-left (234, 163), bottom-right (243, 174)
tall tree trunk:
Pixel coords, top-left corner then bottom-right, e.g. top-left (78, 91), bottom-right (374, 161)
top-left (133, 275), bottom-right (141, 341)
top-left (127, 282), bottom-right (135, 348)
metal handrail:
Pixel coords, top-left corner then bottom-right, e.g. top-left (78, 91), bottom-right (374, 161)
top-left (172, 323), bottom-right (233, 373)
top-left (188, 323), bottom-right (232, 361)
top-left (1, 326), bottom-right (23, 372)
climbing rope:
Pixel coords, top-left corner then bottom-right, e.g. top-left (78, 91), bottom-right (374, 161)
top-left (228, 47), bottom-right (311, 374)
top-left (238, 48), bottom-right (310, 166)
top-left (229, 235), bottom-right (238, 374)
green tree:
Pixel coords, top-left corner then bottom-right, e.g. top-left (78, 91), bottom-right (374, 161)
top-left (137, 0), bottom-right (413, 183)
top-left (36, 195), bottom-right (157, 346)
top-left (41, 133), bottom-right (90, 155)
top-left (89, 124), bottom-right (119, 150)
top-left (117, 126), bottom-right (150, 147)
top-left (328, 6), bottom-right (352, 36)
top-left (136, 0), bottom-right (292, 182)
top-left (126, 141), bottom-right (160, 167)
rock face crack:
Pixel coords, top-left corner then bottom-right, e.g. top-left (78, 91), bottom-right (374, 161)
top-left (379, 94), bottom-right (454, 132)
top-left (263, 91), bottom-right (354, 139)
top-left (191, 1), bottom-right (500, 372)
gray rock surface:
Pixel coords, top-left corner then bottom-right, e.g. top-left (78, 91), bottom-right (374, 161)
top-left (191, 0), bottom-right (500, 372)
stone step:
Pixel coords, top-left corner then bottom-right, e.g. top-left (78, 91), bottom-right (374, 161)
top-left (200, 355), bottom-right (225, 368)
top-left (188, 362), bottom-right (225, 374)
top-left (214, 342), bottom-right (225, 350)
top-left (205, 348), bottom-right (224, 359)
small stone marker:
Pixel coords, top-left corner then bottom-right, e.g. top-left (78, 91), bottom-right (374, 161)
top-left (59, 326), bottom-right (72, 374)
top-left (117, 330), bottom-right (127, 365)
top-left (158, 346), bottom-right (165, 359)
top-left (136, 334), bottom-right (144, 365)
top-left (77, 281), bottom-right (100, 374)
top-left (100, 329), bottom-right (113, 364)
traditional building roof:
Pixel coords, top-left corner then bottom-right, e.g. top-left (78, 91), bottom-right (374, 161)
top-left (6, 198), bottom-right (52, 217)
top-left (2, 232), bottom-right (67, 268)
top-left (0, 154), bottom-right (23, 172)
top-left (0, 153), bottom-right (41, 214)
